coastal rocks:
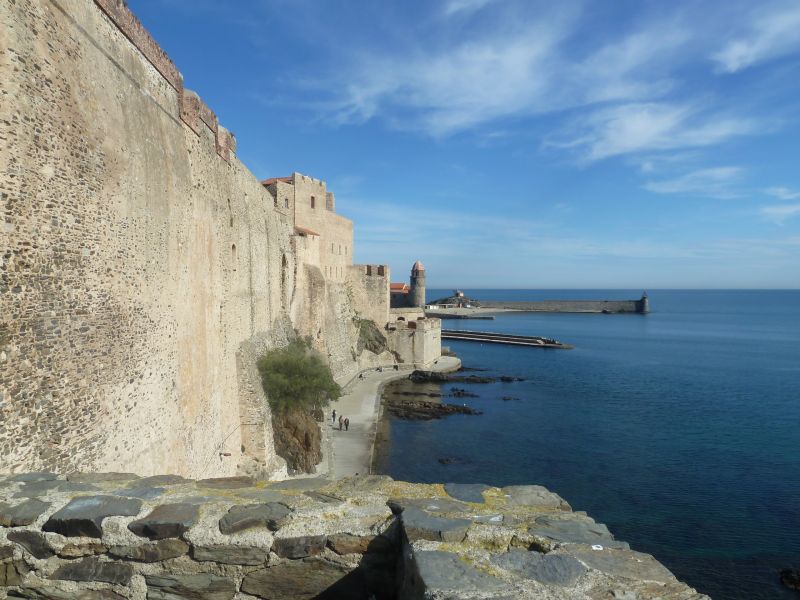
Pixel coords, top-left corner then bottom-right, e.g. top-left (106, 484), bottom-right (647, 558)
top-left (781, 568), bottom-right (800, 591)
top-left (270, 408), bottom-right (322, 474)
top-left (384, 397), bottom-right (482, 420)
top-left (408, 370), bottom-right (526, 384)
top-left (43, 496), bottom-right (142, 538)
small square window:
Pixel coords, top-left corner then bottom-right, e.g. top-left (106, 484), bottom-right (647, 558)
top-left (311, 196), bottom-right (316, 209)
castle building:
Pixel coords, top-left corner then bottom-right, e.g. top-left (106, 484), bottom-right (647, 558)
top-left (390, 261), bottom-right (426, 308)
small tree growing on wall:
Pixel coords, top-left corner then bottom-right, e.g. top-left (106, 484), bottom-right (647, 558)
top-left (257, 339), bottom-right (341, 414)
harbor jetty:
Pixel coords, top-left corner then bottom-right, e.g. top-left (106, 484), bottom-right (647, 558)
top-left (426, 290), bottom-right (650, 318)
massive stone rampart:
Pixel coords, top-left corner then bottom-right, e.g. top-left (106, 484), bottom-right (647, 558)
top-left (0, 472), bottom-right (709, 600)
top-left (0, 0), bottom-right (396, 478)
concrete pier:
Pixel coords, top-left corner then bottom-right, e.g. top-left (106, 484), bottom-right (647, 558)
top-left (441, 329), bottom-right (573, 349)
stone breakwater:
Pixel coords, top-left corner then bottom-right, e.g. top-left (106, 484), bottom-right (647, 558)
top-left (0, 473), bottom-right (709, 599)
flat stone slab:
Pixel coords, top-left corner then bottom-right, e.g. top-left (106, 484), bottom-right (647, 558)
top-left (388, 496), bottom-right (470, 515)
top-left (112, 486), bottom-right (166, 500)
top-left (128, 503), bottom-right (199, 540)
top-left (192, 544), bottom-right (270, 565)
top-left (7, 585), bottom-right (124, 600)
top-left (271, 534), bottom-right (327, 559)
top-left (1, 560), bottom-right (31, 587)
top-left (134, 474), bottom-right (189, 486)
top-left (241, 558), bottom-right (358, 600)
top-left (401, 507), bottom-right (471, 543)
top-left (218, 502), bottom-right (292, 534)
top-left (4, 473), bottom-right (59, 483)
top-left (327, 533), bottom-right (394, 555)
top-left (66, 472), bottom-right (139, 484)
top-left (412, 550), bottom-right (508, 594)
top-left (196, 476), bottom-right (254, 489)
top-left (7, 530), bottom-right (55, 559)
top-left (567, 548), bottom-right (676, 583)
top-left (57, 541), bottom-right (107, 558)
top-left (529, 515), bottom-right (629, 549)
top-left (0, 499), bottom-right (51, 526)
top-left (502, 485), bottom-right (571, 511)
top-left (51, 556), bottom-right (133, 585)
top-left (145, 573), bottom-right (236, 600)
top-left (43, 495), bottom-right (142, 538)
top-left (267, 477), bottom-right (329, 491)
top-left (0, 545), bottom-right (14, 560)
top-left (444, 483), bottom-right (490, 503)
top-left (492, 549), bottom-right (586, 586)
top-left (108, 539), bottom-right (189, 562)
top-left (13, 480), bottom-right (97, 498)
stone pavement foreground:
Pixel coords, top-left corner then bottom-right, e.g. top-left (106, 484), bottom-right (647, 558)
top-left (0, 472), bottom-right (709, 599)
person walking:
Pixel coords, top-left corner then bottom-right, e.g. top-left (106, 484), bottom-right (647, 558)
top-left (338, 415), bottom-right (343, 431)
top-left (332, 409), bottom-right (336, 424)
top-left (344, 417), bottom-right (350, 431)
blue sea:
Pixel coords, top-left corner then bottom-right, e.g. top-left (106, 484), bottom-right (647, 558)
top-left (374, 290), bottom-right (800, 600)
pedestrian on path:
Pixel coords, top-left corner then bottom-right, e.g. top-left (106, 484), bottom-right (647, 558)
top-left (338, 415), bottom-right (343, 431)
top-left (332, 409), bottom-right (336, 424)
top-left (344, 417), bottom-right (350, 431)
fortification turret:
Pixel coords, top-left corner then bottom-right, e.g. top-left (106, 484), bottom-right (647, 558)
top-left (410, 260), bottom-right (426, 308)
top-left (639, 292), bottom-right (650, 314)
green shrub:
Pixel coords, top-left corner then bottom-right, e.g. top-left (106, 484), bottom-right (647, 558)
top-left (257, 339), bottom-right (341, 413)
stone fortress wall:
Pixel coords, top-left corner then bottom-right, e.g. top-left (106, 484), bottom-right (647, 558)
top-left (0, 472), bottom-right (709, 600)
top-left (0, 0), bottom-right (440, 478)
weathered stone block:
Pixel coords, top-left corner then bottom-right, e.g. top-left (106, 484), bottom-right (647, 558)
top-left (529, 515), bottom-right (629, 549)
top-left (502, 485), bottom-right (571, 511)
top-left (196, 476), bottom-right (253, 489)
top-left (241, 559), bottom-right (358, 600)
top-left (191, 544), bottom-right (269, 565)
top-left (218, 503), bottom-right (291, 534)
top-left (43, 496), bottom-right (142, 538)
top-left (0, 499), bottom-right (51, 527)
top-left (407, 550), bottom-right (507, 595)
top-left (271, 535), bottom-right (327, 559)
top-left (66, 472), bottom-right (139, 484)
top-left (0, 544), bottom-right (14, 560)
top-left (51, 557), bottom-right (133, 585)
top-left (108, 538), bottom-right (189, 562)
top-left (5, 473), bottom-right (58, 483)
top-left (112, 486), bottom-right (166, 500)
top-left (401, 507), bottom-right (470, 543)
top-left (8, 585), bottom-right (125, 600)
top-left (0, 559), bottom-right (30, 586)
top-left (492, 549), bottom-right (586, 586)
top-left (327, 533), bottom-right (394, 555)
top-left (567, 548), bottom-right (676, 583)
top-left (145, 573), bottom-right (236, 600)
top-left (57, 541), bottom-right (107, 558)
top-left (7, 530), bottom-right (55, 559)
top-left (135, 475), bottom-right (188, 487)
top-left (128, 503), bottom-right (199, 540)
top-left (444, 482), bottom-right (490, 504)
top-left (14, 480), bottom-right (97, 498)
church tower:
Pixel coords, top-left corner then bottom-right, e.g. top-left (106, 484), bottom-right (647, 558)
top-left (410, 261), bottom-right (426, 308)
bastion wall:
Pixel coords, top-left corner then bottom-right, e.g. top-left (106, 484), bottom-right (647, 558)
top-left (0, 0), bottom-right (403, 478)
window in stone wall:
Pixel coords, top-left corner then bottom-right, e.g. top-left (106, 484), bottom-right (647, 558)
top-left (285, 197), bottom-right (289, 208)
top-left (311, 196), bottom-right (316, 209)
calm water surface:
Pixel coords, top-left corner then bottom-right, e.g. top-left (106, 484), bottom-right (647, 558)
top-left (374, 290), bottom-right (800, 600)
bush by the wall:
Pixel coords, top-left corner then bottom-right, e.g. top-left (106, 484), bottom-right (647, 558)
top-left (257, 339), bottom-right (341, 413)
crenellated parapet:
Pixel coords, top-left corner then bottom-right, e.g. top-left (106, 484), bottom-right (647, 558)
top-left (93, 0), bottom-right (236, 162)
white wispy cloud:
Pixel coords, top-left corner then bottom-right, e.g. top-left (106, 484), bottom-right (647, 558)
top-left (761, 204), bottom-right (800, 224)
top-left (550, 103), bottom-right (761, 162)
top-left (710, 1), bottom-right (800, 73)
top-left (442, 0), bottom-right (497, 17)
top-left (643, 167), bottom-right (744, 198)
top-left (766, 186), bottom-right (800, 201)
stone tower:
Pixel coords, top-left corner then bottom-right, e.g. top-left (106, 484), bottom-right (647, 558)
top-left (410, 261), bottom-right (426, 308)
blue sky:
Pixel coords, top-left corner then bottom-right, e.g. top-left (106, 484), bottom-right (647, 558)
top-left (129, 0), bottom-right (800, 288)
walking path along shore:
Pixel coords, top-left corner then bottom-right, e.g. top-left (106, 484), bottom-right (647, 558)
top-left (318, 357), bottom-right (461, 479)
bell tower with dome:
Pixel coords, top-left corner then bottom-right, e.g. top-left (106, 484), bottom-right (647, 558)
top-left (410, 260), bottom-right (426, 308)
